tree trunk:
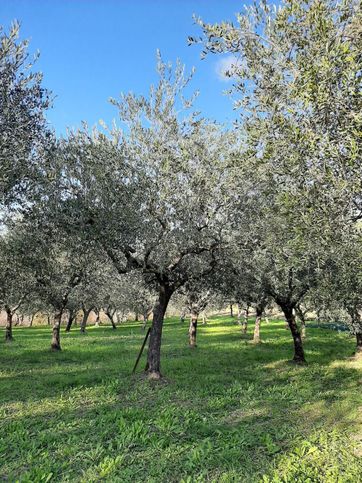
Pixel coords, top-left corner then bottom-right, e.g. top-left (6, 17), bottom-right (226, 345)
top-left (142, 310), bottom-right (149, 331)
top-left (47, 314), bottom-right (51, 326)
top-left (135, 312), bottom-right (139, 322)
top-left (230, 304), bottom-right (234, 317)
top-left (94, 310), bottom-right (100, 327)
top-left (80, 308), bottom-right (92, 333)
top-left (202, 312), bottom-right (206, 325)
top-left (145, 284), bottom-right (172, 379)
top-left (5, 307), bottom-right (14, 342)
top-left (30, 312), bottom-right (36, 327)
top-left (51, 311), bottom-right (62, 351)
top-left (242, 307), bottom-right (249, 334)
top-left (253, 306), bottom-right (263, 344)
top-left (237, 304), bottom-right (242, 325)
top-left (295, 306), bottom-right (306, 339)
top-left (65, 309), bottom-right (75, 332)
top-left (180, 309), bottom-right (186, 324)
top-left (355, 332), bottom-right (362, 355)
top-left (189, 311), bottom-right (198, 347)
top-left (280, 304), bottom-right (306, 364)
top-left (106, 310), bottom-right (117, 329)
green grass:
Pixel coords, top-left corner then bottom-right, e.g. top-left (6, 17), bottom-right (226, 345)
top-left (0, 317), bottom-right (361, 482)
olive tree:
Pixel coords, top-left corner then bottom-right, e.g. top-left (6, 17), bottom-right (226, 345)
top-left (0, 22), bottom-right (51, 214)
top-left (46, 58), bottom-right (239, 378)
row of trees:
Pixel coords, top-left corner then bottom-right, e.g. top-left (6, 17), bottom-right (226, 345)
top-left (1, 0), bottom-right (361, 378)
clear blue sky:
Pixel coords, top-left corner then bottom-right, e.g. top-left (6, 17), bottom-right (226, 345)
top-left (0, 0), bottom-right (249, 135)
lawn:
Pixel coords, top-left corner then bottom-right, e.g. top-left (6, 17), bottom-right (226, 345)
top-left (0, 317), bottom-right (361, 482)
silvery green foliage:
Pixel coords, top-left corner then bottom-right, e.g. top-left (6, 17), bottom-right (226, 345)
top-left (0, 22), bottom-right (51, 212)
top-left (0, 225), bottom-right (36, 313)
top-left (47, 57), bottom-right (239, 292)
top-left (194, 0), bottom-right (361, 310)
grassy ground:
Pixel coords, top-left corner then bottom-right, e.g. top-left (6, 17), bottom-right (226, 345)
top-left (0, 316), bottom-right (361, 482)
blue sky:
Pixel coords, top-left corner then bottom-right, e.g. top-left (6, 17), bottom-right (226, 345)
top-left (0, 0), bottom-right (249, 135)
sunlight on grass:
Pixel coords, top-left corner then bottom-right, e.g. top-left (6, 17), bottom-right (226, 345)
top-left (0, 318), bottom-right (361, 482)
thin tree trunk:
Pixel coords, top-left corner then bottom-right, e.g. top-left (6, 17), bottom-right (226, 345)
top-left (237, 304), bottom-right (242, 325)
top-left (180, 309), bottom-right (186, 324)
top-left (356, 332), bottom-right (362, 355)
top-left (30, 312), bottom-right (36, 327)
top-left (94, 310), bottom-right (100, 327)
top-left (242, 307), bottom-right (249, 334)
top-left (230, 304), bottom-right (234, 317)
top-left (47, 314), bottom-right (51, 326)
top-left (51, 311), bottom-right (62, 351)
top-left (145, 284), bottom-right (172, 379)
top-left (142, 310), bottom-right (149, 331)
top-left (135, 312), bottom-right (139, 322)
top-left (5, 307), bottom-right (14, 342)
top-left (106, 310), bottom-right (117, 329)
top-left (202, 312), bottom-right (206, 325)
top-left (280, 304), bottom-right (306, 364)
top-left (189, 311), bottom-right (198, 347)
top-left (80, 307), bottom-right (92, 333)
top-left (65, 309), bottom-right (75, 332)
top-left (253, 306), bottom-right (262, 344)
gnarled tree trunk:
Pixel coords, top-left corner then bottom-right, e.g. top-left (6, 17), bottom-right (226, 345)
top-left (189, 311), bottom-right (199, 347)
top-left (145, 284), bottom-right (172, 379)
top-left (280, 304), bottom-right (306, 364)
top-left (51, 311), bottom-right (62, 351)
top-left (5, 306), bottom-right (14, 342)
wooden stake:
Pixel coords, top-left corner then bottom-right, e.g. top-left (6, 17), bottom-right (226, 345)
top-left (132, 327), bottom-right (151, 374)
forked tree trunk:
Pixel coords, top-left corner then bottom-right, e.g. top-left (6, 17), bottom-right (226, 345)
top-left (145, 285), bottom-right (172, 379)
top-left (80, 307), bottom-right (92, 333)
top-left (253, 306), bottom-right (263, 344)
top-left (65, 309), bottom-right (75, 332)
top-left (242, 307), bottom-right (249, 334)
top-left (5, 307), bottom-right (14, 342)
top-left (356, 332), bottom-right (362, 355)
top-left (280, 304), bottom-right (306, 364)
top-left (51, 311), bottom-right (62, 351)
top-left (189, 311), bottom-right (199, 347)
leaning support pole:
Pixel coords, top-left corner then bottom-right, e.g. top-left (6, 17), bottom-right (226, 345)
top-left (132, 327), bottom-right (151, 374)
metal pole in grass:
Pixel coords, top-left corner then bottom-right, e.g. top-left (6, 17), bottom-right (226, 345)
top-left (132, 327), bottom-right (151, 374)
